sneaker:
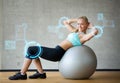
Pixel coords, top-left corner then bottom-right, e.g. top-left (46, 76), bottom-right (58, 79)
top-left (29, 71), bottom-right (46, 79)
top-left (9, 72), bottom-right (27, 80)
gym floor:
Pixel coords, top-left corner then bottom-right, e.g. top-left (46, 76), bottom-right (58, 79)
top-left (0, 71), bottom-right (120, 83)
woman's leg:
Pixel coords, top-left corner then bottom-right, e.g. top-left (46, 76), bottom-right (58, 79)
top-left (33, 58), bottom-right (44, 74)
top-left (9, 58), bottom-right (32, 80)
top-left (28, 58), bottom-right (46, 79)
top-left (20, 58), bottom-right (32, 74)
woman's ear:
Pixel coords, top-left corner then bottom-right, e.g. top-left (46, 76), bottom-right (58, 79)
top-left (88, 22), bottom-right (90, 25)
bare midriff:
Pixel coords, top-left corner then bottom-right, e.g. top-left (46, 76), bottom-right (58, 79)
top-left (59, 40), bottom-right (73, 50)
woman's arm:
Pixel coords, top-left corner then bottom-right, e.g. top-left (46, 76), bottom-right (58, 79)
top-left (81, 27), bottom-right (98, 43)
top-left (63, 19), bottom-right (78, 32)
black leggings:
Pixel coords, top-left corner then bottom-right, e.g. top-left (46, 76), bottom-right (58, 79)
top-left (26, 45), bottom-right (66, 61)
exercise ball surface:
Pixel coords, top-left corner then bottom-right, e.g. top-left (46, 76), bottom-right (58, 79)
top-left (59, 45), bottom-right (97, 79)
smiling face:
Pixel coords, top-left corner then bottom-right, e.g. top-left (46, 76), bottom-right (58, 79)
top-left (77, 16), bottom-right (89, 33)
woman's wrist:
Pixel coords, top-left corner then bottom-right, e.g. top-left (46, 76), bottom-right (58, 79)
top-left (91, 31), bottom-right (96, 36)
top-left (91, 27), bottom-right (98, 36)
top-left (67, 19), bottom-right (78, 24)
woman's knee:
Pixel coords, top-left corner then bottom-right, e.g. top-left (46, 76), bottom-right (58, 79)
top-left (27, 46), bottom-right (40, 55)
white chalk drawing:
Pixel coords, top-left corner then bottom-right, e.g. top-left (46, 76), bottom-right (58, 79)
top-left (15, 23), bottom-right (28, 43)
top-left (48, 14), bottom-right (115, 39)
top-left (48, 16), bottom-right (69, 39)
top-left (5, 23), bottom-right (28, 50)
top-left (5, 40), bottom-right (16, 50)
top-left (97, 13), bottom-right (104, 21)
top-left (97, 13), bottom-right (115, 28)
top-left (4, 13), bottom-right (115, 50)
top-left (95, 13), bottom-right (115, 38)
top-left (4, 23), bottom-right (41, 59)
top-left (24, 41), bottom-right (42, 59)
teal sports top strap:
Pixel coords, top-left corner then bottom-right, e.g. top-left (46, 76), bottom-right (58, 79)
top-left (67, 32), bottom-right (82, 46)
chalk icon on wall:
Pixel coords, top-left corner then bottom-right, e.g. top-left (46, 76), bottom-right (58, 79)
top-left (4, 23), bottom-right (41, 58)
top-left (97, 13), bottom-right (104, 21)
top-left (95, 13), bottom-right (115, 38)
top-left (15, 23), bottom-right (28, 43)
top-left (48, 16), bottom-right (69, 39)
top-left (48, 14), bottom-right (115, 39)
top-left (4, 23), bottom-right (28, 50)
top-left (5, 40), bottom-right (16, 50)
top-left (97, 13), bottom-right (115, 28)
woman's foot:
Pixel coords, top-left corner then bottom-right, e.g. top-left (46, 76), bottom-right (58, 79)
top-left (29, 71), bottom-right (46, 79)
top-left (9, 72), bottom-right (27, 80)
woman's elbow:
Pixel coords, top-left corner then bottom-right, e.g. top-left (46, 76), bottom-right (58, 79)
top-left (94, 28), bottom-right (98, 35)
top-left (63, 20), bottom-right (69, 25)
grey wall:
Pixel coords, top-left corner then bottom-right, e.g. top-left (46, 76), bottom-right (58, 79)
top-left (1, 0), bottom-right (120, 70)
top-left (0, 0), bottom-right (3, 69)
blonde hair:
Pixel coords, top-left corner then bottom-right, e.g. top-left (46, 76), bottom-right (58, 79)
top-left (78, 16), bottom-right (89, 23)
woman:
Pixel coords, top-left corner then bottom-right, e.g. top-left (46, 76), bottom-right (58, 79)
top-left (9, 16), bottom-right (98, 80)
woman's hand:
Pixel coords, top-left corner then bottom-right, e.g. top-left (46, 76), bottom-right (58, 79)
top-left (63, 19), bottom-right (78, 32)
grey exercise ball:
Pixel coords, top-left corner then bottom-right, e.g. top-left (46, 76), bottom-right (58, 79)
top-left (59, 45), bottom-right (97, 80)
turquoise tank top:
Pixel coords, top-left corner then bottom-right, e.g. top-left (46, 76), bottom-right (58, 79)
top-left (67, 32), bottom-right (82, 46)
